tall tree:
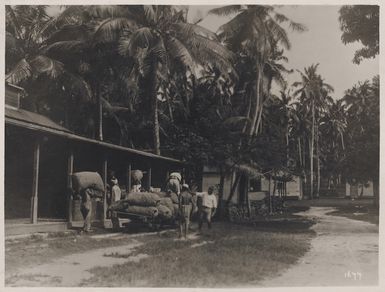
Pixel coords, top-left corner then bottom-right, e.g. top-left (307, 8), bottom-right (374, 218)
top-left (339, 5), bottom-right (379, 64)
top-left (293, 64), bottom-right (334, 199)
top-left (210, 5), bottom-right (306, 138)
top-left (103, 5), bottom-right (235, 155)
top-left (342, 75), bottom-right (379, 206)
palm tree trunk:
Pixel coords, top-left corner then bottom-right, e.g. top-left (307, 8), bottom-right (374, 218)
top-left (249, 66), bottom-right (263, 137)
top-left (153, 92), bottom-right (160, 155)
top-left (95, 83), bottom-right (103, 141)
top-left (226, 172), bottom-right (241, 206)
top-left (149, 64), bottom-right (160, 155)
top-left (298, 137), bottom-right (302, 167)
top-left (373, 176), bottom-right (379, 207)
top-left (316, 131), bottom-right (321, 198)
top-left (310, 100), bottom-right (315, 199)
top-left (218, 167), bottom-right (225, 218)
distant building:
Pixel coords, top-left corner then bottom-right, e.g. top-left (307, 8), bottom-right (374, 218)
top-left (346, 181), bottom-right (374, 198)
top-left (201, 166), bottom-right (303, 205)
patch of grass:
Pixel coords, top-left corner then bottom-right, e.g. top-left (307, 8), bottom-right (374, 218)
top-left (327, 205), bottom-right (379, 225)
top-left (82, 222), bottom-right (315, 287)
top-left (5, 231), bottom-right (145, 275)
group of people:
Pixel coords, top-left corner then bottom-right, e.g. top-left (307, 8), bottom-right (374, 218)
top-left (79, 170), bottom-right (218, 237)
top-left (167, 172), bottom-right (218, 239)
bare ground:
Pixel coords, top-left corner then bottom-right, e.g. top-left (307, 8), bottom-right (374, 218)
top-left (259, 206), bottom-right (379, 287)
top-left (5, 205), bottom-right (378, 287)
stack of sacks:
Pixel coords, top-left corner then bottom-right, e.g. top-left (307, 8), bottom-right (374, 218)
top-left (126, 192), bottom-right (160, 206)
top-left (109, 192), bottom-right (175, 220)
top-left (126, 206), bottom-right (159, 217)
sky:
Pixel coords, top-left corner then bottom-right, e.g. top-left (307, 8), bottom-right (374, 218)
top-left (189, 5), bottom-right (379, 99)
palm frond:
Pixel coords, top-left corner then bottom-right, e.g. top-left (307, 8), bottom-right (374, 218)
top-left (45, 24), bottom-right (91, 44)
top-left (30, 55), bottom-right (64, 78)
top-left (93, 18), bottom-right (135, 43)
top-left (209, 5), bottom-right (243, 16)
top-left (172, 22), bottom-right (218, 41)
top-left (119, 27), bottom-right (155, 56)
top-left (40, 6), bottom-right (85, 37)
top-left (274, 12), bottom-right (289, 23)
top-left (289, 21), bottom-right (307, 32)
top-left (87, 5), bottom-right (135, 19)
top-left (5, 58), bottom-right (32, 84)
top-left (165, 36), bottom-right (194, 69)
top-left (101, 97), bottom-right (130, 112)
top-left (266, 19), bottom-right (291, 50)
top-left (43, 40), bottom-right (87, 55)
top-left (143, 5), bottom-right (156, 25)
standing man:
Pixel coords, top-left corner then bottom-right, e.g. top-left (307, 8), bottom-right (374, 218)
top-left (197, 186), bottom-right (217, 232)
top-left (178, 184), bottom-right (196, 239)
top-left (111, 177), bottom-right (122, 203)
top-left (80, 188), bottom-right (93, 232)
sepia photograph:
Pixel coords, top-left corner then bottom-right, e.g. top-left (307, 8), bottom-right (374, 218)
top-left (2, 1), bottom-right (381, 289)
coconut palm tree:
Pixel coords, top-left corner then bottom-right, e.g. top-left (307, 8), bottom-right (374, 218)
top-left (210, 5), bottom-right (306, 138)
top-left (84, 5), bottom-right (235, 154)
top-left (5, 5), bottom-right (93, 130)
top-left (293, 64), bottom-right (334, 198)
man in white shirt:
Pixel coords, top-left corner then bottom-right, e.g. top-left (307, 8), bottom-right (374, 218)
top-left (197, 186), bottom-right (217, 231)
top-left (111, 177), bottom-right (122, 202)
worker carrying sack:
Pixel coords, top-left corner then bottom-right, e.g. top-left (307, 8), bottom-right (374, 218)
top-left (72, 172), bottom-right (104, 195)
top-left (131, 169), bottom-right (144, 183)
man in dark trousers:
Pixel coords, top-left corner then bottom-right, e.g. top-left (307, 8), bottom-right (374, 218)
top-left (197, 186), bottom-right (217, 232)
top-left (178, 184), bottom-right (196, 239)
top-left (80, 188), bottom-right (93, 232)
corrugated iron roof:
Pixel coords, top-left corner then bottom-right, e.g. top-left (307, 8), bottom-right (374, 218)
top-left (5, 106), bottom-right (182, 164)
top-left (5, 106), bottom-right (71, 133)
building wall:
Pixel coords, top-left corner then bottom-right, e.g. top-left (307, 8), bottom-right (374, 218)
top-left (201, 169), bottom-right (303, 204)
top-left (346, 181), bottom-right (374, 197)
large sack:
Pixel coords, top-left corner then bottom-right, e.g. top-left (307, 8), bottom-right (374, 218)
top-left (126, 192), bottom-right (160, 206)
top-left (159, 197), bottom-right (174, 215)
top-left (72, 172), bottom-right (104, 193)
top-left (131, 170), bottom-right (143, 182)
top-left (125, 206), bottom-right (159, 217)
top-left (172, 204), bottom-right (180, 217)
top-left (109, 199), bottom-right (130, 211)
top-left (153, 191), bottom-right (167, 198)
top-left (157, 205), bottom-right (173, 220)
top-left (169, 172), bottom-right (182, 181)
top-left (167, 192), bottom-right (179, 204)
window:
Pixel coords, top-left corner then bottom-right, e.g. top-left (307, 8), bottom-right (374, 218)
top-left (249, 178), bottom-right (261, 192)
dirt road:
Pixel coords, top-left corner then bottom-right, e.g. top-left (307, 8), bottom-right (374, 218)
top-left (259, 206), bottom-right (379, 287)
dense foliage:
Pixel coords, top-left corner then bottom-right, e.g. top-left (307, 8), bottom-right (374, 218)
top-left (339, 5), bottom-right (379, 64)
top-left (5, 5), bottom-right (379, 205)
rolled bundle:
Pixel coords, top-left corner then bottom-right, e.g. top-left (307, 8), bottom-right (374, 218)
top-left (172, 204), bottom-right (180, 217)
top-left (167, 192), bottom-right (179, 204)
top-left (158, 197), bottom-right (174, 215)
top-left (125, 206), bottom-right (159, 217)
top-left (154, 191), bottom-right (167, 198)
top-left (157, 205), bottom-right (173, 220)
top-left (109, 199), bottom-right (129, 211)
top-left (72, 172), bottom-right (104, 193)
top-left (126, 192), bottom-right (161, 206)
